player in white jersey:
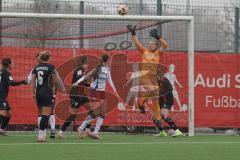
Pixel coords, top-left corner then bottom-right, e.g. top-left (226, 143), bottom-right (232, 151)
top-left (27, 53), bottom-right (56, 138)
top-left (73, 54), bottom-right (118, 139)
top-left (164, 64), bottom-right (183, 111)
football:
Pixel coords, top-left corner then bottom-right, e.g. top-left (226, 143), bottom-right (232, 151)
top-left (168, 129), bottom-right (175, 136)
top-left (118, 4), bottom-right (128, 15)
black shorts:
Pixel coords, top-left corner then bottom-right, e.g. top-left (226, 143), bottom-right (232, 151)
top-left (160, 102), bottom-right (173, 110)
top-left (0, 99), bottom-right (10, 111)
top-left (70, 96), bottom-right (90, 108)
top-left (159, 92), bottom-right (173, 110)
top-left (36, 93), bottom-right (55, 107)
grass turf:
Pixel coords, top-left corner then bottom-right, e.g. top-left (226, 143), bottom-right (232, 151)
top-left (0, 133), bottom-right (239, 160)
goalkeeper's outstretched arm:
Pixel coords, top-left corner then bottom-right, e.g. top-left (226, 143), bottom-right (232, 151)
top-left (127, 25), bottom-right (146, 53)
top-left (159, 37), bottom-right (168, 50)
top-left (149, 29), bottom-right (168, 50)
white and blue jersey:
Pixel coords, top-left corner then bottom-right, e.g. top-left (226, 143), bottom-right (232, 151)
top-left (90, 65), bottom-right (116, 92)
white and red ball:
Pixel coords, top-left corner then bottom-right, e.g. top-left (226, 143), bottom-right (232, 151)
top-left (118, 4), bottom-right (128, 16)
top-left (168, 129), bottom-right (175, 136)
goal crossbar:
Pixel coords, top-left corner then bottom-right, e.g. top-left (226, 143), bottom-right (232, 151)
top-left (0, 12), bottom-right (193, 21)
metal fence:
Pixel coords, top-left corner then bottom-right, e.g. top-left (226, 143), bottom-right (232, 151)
top-left (0, 0), bottom-right (239, 53)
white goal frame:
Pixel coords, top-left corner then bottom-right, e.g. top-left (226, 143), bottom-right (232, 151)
top-left (0, 12), bottom-right (194, 136)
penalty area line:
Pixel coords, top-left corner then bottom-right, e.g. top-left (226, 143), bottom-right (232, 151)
top-left (0, 142), bottom-right (240, 146)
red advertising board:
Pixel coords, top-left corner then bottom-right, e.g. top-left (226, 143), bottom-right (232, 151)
top-left (1, 47), bottom-right (240, 128)
top-left (195, 53), bottom-right (240, 127)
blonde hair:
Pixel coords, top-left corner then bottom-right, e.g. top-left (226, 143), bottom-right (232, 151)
top-left (149, 40), bottom-right (160, 49)
top-left (39, 50), bottom-right (51, 62)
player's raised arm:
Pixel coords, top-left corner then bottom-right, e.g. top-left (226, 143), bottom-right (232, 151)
top-left (127, 25), bottom-right (146, 53)
top-left (159, 37), bottom-right (168, 50)
top-left (72, 68), bottom-right (97, 87)
top-left (149, 29), bottom-right (168, 50)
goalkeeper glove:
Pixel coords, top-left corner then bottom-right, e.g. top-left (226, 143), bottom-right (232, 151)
top-left (127, 25), bottom-right (136, 35)
top-left (149, 29), bottom-right (160, 40)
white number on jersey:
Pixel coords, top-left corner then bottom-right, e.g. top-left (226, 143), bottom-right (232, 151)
top-left (77, 70), bottom-right (82, 76)
top-left (9, 76), bottom-right (13, 81)
top-left (37, 71), bottom-right (44, 85)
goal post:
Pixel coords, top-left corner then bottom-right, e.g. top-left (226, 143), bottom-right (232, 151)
top-left (188, 18), bottom-right (194, 136)
top-left (0, 12), bottom-right (194, 136)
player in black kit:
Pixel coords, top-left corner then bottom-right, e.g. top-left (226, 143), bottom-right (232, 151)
top-left (32, 51), bottom-right (65, 142)
top-left (58, 55), bottom-right (93, 139)
top-left (155, 69), bottom-right (182, 137)
top-left (28, 53), bottom-right (56, 139)
top-left (0, 58), bottom-right (27, 136)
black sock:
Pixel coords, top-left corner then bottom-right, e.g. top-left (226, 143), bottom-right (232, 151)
top-left (153, 119), bottom-right (164, 131)
top-left (61, 114), bottom-right (76, 132)
top-left (164, 117), bottom-right (177, 130)
top-left (0, 115), bottom-right (4, 127)
top-left (40, 115), bottom-right (49, 131)
top-left (44, 115), bottom-right (50, 129)
top-left (1, 116), bottom-right (10, 130)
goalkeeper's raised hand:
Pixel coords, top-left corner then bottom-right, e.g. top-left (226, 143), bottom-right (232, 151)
top-left (149, 29), bottom-right (160, 40)
top-left (127, 25), bottom-right (136, 35)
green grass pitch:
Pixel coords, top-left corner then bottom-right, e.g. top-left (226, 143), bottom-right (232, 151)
top-left (0, 133), bottom-right (239, 160)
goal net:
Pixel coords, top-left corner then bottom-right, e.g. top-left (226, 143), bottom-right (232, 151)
top-left (0, 13), bottom-right (194, 136)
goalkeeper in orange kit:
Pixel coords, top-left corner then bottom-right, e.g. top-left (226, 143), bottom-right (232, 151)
top-left (127, 25), bottom-right (169, 136)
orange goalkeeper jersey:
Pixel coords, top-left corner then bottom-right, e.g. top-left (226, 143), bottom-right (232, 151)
top-left (142, 49), bottom-right (161, 64)
top-left (132, 36), bottom-right (162, 64)
top-left (141, 49), bottom-right (162, 76)
top-left (132, 36), bottom-right (163, 75)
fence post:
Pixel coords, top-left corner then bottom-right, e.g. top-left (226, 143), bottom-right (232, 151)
top-left (157, 0), bottom-right (162, 37)
top-left (79, 1), bottom-right (84, 48)
top-left (234, 7), bottom-right (239, 53)
top-left (0, 0), bottom-right (2, 47)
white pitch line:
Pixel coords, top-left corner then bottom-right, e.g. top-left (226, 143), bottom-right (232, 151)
top-left (0, 142), bottom-right (240, 146)
top-left (4, 134), bottom-right (122, 137)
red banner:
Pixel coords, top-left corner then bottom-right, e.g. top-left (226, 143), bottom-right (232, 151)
top-left (195, 53), bottom-right (240, 127)
top-left (1, 47), bottom-right (240, 128)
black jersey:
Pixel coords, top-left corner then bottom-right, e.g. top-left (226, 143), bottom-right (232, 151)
top-left (72, 67), bottom-right (89, 86)
top-left (158, 77), bottom-right (173, 95)
top-left (70, 67), bottom-right (89, 102)
top-left (0, 69), bottom-right (12, 99)
top-left (0, 69), bottom-right (26, 100)
top-left (32, 63), bottom-right (55, 96)
top-left (158, 77), bottom-right (174, 106)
